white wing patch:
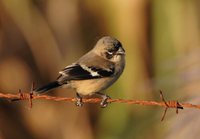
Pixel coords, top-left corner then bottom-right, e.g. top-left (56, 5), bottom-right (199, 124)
top-left (80, 64), bottom-right (100, 77)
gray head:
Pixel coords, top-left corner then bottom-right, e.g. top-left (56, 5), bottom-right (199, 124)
top-left (93, 36), bottom-right (125, 62)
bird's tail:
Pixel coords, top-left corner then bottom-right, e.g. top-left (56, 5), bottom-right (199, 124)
top-left (34, 81), bottom-right (61, 94)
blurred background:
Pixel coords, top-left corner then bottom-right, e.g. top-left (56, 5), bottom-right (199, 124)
top-left (0, 0), bottom-right (200, 139)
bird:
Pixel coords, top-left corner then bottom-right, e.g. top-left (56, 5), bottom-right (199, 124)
top-left (34, 36), bottom-right (125, 107)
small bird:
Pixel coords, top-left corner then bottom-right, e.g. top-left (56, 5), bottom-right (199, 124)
top-left (34, 36), bottom-right (125, 107)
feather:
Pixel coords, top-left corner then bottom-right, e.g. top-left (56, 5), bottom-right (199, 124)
top-left (34, 81), bottom-right (61, 93)
top-left (58, 64), bottom-right (115, 81)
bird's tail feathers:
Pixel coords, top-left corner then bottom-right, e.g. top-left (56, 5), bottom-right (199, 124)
top-left (34, 81), bottom-right (61, 94)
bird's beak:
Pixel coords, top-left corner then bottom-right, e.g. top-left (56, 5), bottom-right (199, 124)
top-left (116, 47), bottom-right (125, 55)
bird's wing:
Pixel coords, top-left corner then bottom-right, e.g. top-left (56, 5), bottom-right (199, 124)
top-left (58, 63), bottom-right (115, 81)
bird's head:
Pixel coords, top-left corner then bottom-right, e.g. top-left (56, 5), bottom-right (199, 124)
top-left (93, 36), bottom-right (125, 63)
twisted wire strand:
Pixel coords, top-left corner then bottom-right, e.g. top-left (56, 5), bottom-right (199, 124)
top-left (0, 92), bottom-right (199, 109)
top-left (1, 91), bottom-right (200, 121)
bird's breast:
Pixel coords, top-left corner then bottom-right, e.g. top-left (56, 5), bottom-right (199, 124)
top-left (69, 77), bottom-right (116, 96)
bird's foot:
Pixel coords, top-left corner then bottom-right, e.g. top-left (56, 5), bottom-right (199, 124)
top-left (97, 93), bottom-right (111, 108)
top-left (75, 93), bottom-right (83, 107)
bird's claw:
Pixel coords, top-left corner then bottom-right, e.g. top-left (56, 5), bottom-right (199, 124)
top-left (75, 93), bottom-right (83, 107)
top-left (100, 95), bottom-right (110, 108)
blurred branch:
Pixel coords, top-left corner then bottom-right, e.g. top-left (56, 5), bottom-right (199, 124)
top-left (0, 90), bottom-right (200, 121)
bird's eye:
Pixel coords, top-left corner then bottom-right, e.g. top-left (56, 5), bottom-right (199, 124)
top-left (105, 41), bottom-right (122, 59)
top-left (108, 44), bottom-right (120, 53)
top-left (108, 48), bottom-right (115, 53)
top-left (114, 41), bottom-right (122, 49)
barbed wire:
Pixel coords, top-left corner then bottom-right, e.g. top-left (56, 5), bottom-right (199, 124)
top-left (0, 88), bottom-right (200, 121)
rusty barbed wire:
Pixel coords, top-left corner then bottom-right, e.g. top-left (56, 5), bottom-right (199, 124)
top-left (0, 89), bottom-right (200, 121)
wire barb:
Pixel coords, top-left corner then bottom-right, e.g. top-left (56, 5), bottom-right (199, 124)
top-left (29, 82), bottom-right (35, 108)
top-left (160, 90), bottom-right (183, 121)
top-left (11, 83), bottom-right (35, 109)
